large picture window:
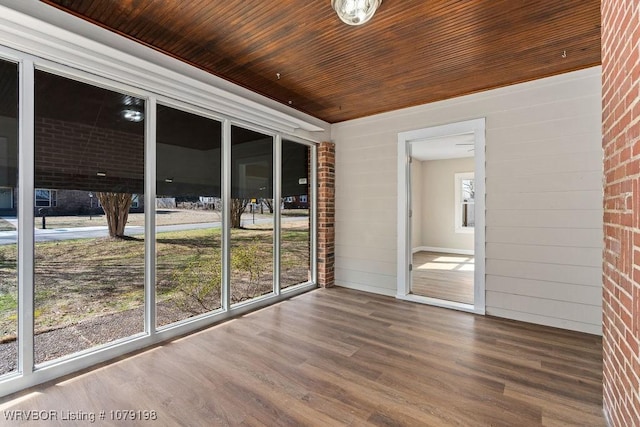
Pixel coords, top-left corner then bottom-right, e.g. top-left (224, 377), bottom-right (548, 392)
top-left (0, 58), bottom-right (18, 377)
top-left (230, 126), bottom-right (274, 304)
top-left (34, 70), bottom-right (145, 365)
top-left (281, 140), bottom-right (312, 289)
top-left (156, 104), bottom-right (222, 327)
top-left (0, 46), bottom-right (317, 395)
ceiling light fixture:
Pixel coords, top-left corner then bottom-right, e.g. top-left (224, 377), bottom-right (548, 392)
top-left (122, 108), bottom-right (144, 122)
top-left (332, 0), bottom-right (382, 26)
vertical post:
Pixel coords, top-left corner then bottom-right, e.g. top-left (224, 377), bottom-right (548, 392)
top-left (144, 96), bottom-right (157, 336)
top-left (274, 135), bottom-right (282, 295)
top-left (317, 142), bottom-right (335, 287)
top-left (18, 59), bottom-right (35, 375)
top-left (221, 120), bottom-right (231, 310)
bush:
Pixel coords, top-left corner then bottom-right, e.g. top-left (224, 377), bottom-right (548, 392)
top-left (231, 241), bottom-right (265, 284)
top-left (231, 240), bottom-right (269, 303)
top-left (172, 257), bottom-right (221, 313)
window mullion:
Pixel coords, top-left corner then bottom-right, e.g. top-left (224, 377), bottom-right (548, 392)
top-left (274, 135), bottom-right (281, 295)
top-left (18, 58), bottom-right (35, 377)
top-left (144, 96), bottom-right (157, 337)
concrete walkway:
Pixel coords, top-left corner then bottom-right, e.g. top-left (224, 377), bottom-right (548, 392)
top-left (0, 216), bottom-right (305, 245)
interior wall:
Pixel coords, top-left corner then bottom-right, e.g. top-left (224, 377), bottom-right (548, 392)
top-left (601, 0), bottom-right (640, 424)
top-left (419, 157), bottom-right (474, 252)
top-left (332, 66), bottom-right (603, 334)
top-left (410, 159), bottom-right (422, 248)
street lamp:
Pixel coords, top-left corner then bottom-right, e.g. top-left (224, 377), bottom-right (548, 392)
top-left (88, 192), bottom-right (94, 220)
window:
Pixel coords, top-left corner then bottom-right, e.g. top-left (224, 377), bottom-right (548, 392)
top-left (155, 104), bottom-right (222, 327)
top-left (34, 69), bottom-right (145, 365)
top-left (281, 140), bottom-right (312, 289)
top-left (230, 125), bottom-right (274, 304)
top-left (35, 189), bottom-right (56, 207)
top-left (455, 172), bottom-right (474, 233)
top-left (0, 58), bottom-right (18, 377)
top-left (0, 45), bottom-right (318, 395)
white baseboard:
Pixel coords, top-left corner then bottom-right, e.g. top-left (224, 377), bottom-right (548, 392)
top-left (412, 246), bottom-right (474, 256)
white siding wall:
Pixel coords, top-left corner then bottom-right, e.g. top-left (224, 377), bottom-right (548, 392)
top-left (332, 66), bottom-right (603, 335)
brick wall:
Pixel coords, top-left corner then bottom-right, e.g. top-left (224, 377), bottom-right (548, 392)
top-left (318, 142), bottom-right (335, 287)
top-left (601, 0), bottom-right (640, 425)
top-left (35, 117), bottom-right (144, 194)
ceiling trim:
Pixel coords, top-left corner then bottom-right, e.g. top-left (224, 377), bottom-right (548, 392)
top-left (0, 2), bottom-right (330, 140)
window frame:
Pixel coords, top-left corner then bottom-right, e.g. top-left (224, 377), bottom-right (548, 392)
top-left (34, 188), bottom-right (56, 208)
top-left (454, 172), bottom-right (475, 234)
top-left (0, 41), bottom-right (320, 397)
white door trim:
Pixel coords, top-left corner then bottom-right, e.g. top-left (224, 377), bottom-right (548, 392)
top-left (396, 118), bottom-right (486, 315)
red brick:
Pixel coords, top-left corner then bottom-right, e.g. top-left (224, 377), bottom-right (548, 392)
top-left (317, 141), bottom-right (335, 288)
top-left (602, 0), bottom-right (640, 424)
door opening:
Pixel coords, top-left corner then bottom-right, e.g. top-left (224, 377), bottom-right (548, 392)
top-left (397, 118), bottom-right (485, 314)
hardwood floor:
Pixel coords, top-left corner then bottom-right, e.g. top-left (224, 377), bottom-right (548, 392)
top-left (0, 288), bottom-right (604, 426)
top-left (412, 251), bottom-right (474, 304)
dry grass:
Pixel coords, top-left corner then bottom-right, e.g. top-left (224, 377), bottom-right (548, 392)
top-left (34, 208), bottom-right (306, 229)
top-left (0, 218), bottom-right (311, 341)
top-left (34, 208), bottom-right (223, 229)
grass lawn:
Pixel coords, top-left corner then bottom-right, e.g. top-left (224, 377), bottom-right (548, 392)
top-left (0, 220), bottom-right (310, 341)
top-left (33, 208), bottom-right (307, 229)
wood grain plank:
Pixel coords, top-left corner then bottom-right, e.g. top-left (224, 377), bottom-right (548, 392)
top-left (38, 0), bottom-right (601, 123)
top-left (411, 251), bottom-right (474, 304)
top-left (0, 287), bottom-right (605, 426)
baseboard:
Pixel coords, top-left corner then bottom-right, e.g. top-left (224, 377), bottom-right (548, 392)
top-left (335, 282), bottom-right (396, 297)
top-left (412, 246), bottom-right (474, 255)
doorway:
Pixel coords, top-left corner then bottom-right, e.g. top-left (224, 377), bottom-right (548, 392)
top-left (396, 118), bottom-right (485, 314)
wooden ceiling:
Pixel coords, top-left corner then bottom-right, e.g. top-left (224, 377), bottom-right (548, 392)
top-left (40, 0), bottom-right (601, 124)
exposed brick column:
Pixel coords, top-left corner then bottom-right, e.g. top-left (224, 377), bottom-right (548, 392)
top-left (601, 1), bottom-right (640, 425)
top-left (317, 141), bottom-right (335, 287)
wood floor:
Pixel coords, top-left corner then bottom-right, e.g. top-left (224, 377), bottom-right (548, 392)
top-left (0, 288), bottom-right (604, 426)
top-left (412, 251), bottom-right (474, 304)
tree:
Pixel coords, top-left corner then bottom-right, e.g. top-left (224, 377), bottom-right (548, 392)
top-left (230, 198), bottom-right (249, 229)
top-left (96, 192), bottom-right (133, 238)
top-left (262, 198), bottom-right (274, 214)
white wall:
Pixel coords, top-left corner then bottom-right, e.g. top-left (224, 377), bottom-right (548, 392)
top-left (418, 157), bottom-right (474, 252)
top-left (410, 160), bottom-right (423, 247)
top-left (332, 66), bottom-right (603, 335)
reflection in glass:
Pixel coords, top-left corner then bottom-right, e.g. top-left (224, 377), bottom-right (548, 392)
top-left (34, 70), bottom-right (145, 364)
top-left (0, 59), bottom-right (18, 375)
top-left (156, 105), bottom-right (222, 327)
top-left (230, 126), bottom-right (274, 304)
top-left (281, 140), bottom-right (311, 289)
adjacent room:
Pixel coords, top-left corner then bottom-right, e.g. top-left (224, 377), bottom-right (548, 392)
top-left (410, 133), bottom-right (476, 306)
top-left (0, 0), bottom-right (637, 426)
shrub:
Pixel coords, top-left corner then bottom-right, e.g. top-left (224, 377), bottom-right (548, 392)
top-left (173, 257), bottom-right (221, 313)
top-left (231, 240), bottom-right (269, 302)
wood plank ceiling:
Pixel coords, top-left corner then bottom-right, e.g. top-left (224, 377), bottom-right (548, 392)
top-left (40, 0), bottom-right (601, 123)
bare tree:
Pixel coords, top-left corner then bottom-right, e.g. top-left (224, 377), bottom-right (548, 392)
top-left (96, 192), bottom-right (133, 238)
top-left (262, 198), bottom-right (274, 214)
top-left (230, 198), bottom-right (249, 229)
